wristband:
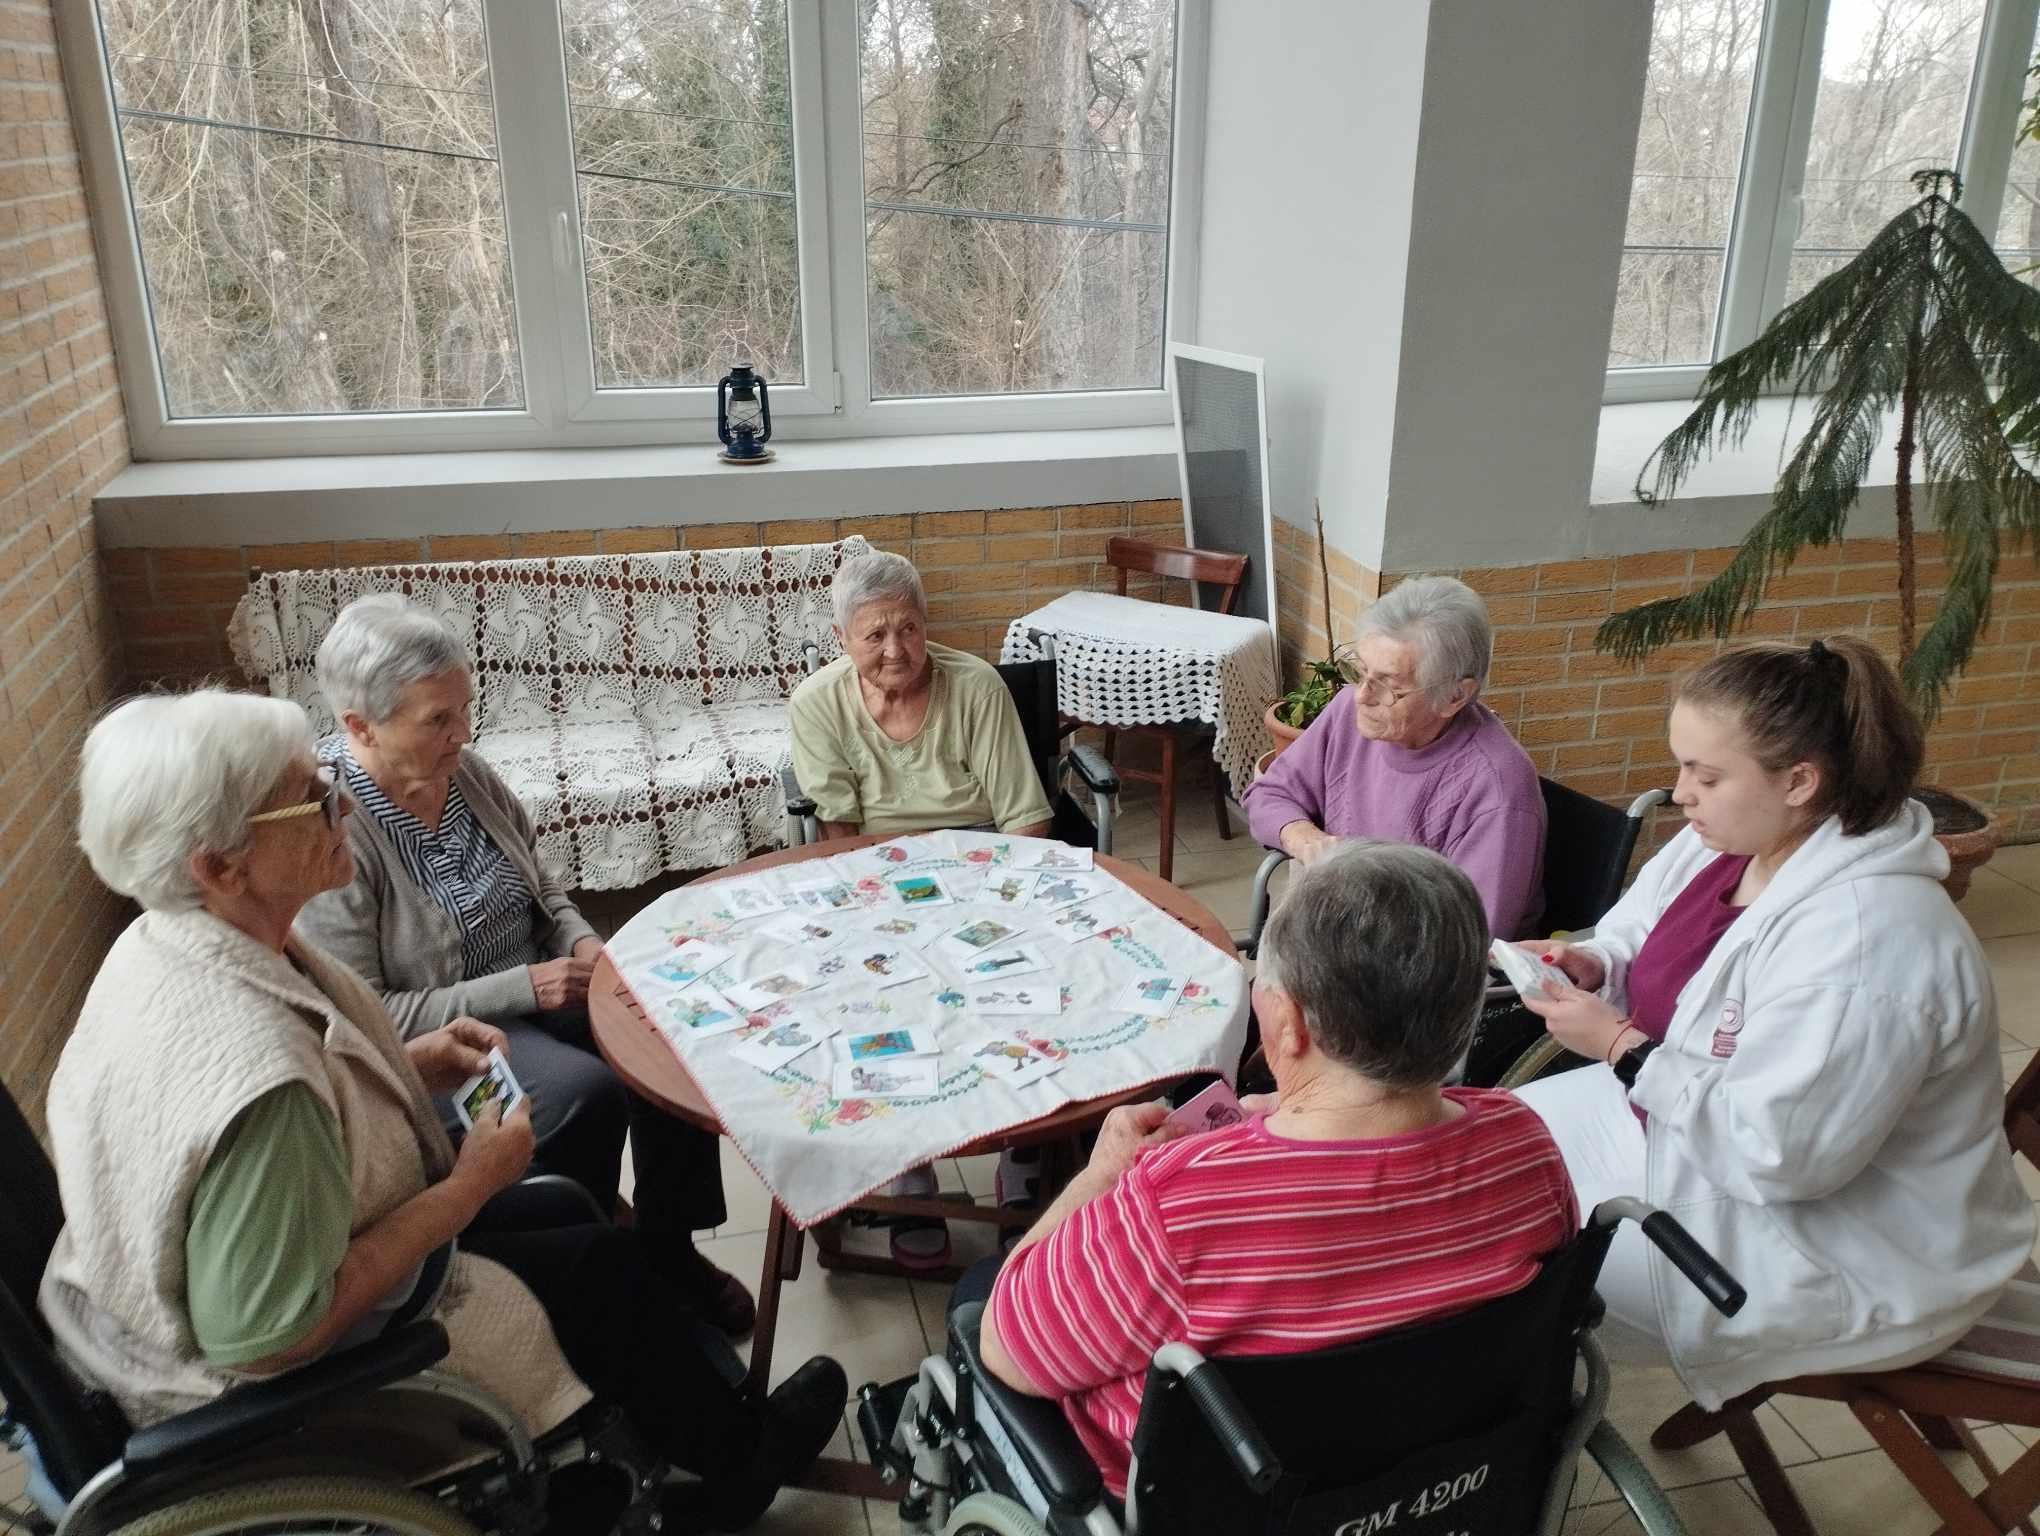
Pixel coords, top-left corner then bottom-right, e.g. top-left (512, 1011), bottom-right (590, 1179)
top-left (1613, 1039), bottom-right (1659, 1090)
top-left (1603, 1022), bottom-right (1636, 1067)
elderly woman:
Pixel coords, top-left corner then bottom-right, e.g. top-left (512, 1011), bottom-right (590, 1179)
top-left (294, 595), bottom-right (750, 1335)
top-left (1243, 575), bottom-right (1546, 939)
top-left (1514, 638), bottom-right (2032, 1407)
top-left (790, 549), bottom-right (1051, 840)
top-left (970, 841), bottom-right (1577, 1500)
top-left (40, 689), bottom-right (845, 1528)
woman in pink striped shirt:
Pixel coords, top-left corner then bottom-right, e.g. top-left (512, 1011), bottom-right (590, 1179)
top-left (977, 841), bottom-right (1579, 1500)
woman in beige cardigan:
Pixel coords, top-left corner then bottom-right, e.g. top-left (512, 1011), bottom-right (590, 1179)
top-left (294, 595), bottom-right (748, 1335)
top-left (42, 688), bottom-right (844, 1529)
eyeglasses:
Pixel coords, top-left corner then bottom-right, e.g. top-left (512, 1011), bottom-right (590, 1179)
top-left (1335, 655), bottom-right (1424, 707)
top-left (247, 765), bottom-right (344, 831)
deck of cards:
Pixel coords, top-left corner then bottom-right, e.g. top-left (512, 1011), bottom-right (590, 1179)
top-left (454, 1047), bottom-right (525, 1130)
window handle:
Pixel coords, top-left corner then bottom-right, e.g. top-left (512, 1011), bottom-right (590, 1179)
top-left (552, 210), bottom-right (571, 275)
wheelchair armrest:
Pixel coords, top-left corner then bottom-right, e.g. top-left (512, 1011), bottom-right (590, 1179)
top-left (948, 1300), bottom-right (1104, 1512)
top-left (476, 1172), bottom-right (606, 1232)
top-left (780, 762), bottom-right (816, 819)
top-left (123, 1320), bottom-right (450, 1480)
top-left (1066, 743), bottom-right (1120, 797)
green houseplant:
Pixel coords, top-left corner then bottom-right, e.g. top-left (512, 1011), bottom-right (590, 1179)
top-left (1262, 500), bottom-right (1350, 766)
top-left (1598, 168), bottom-right (2040, 892)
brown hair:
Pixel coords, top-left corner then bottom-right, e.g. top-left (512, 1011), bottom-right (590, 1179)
top-left (1676, 635), bottom-right (1922, 836)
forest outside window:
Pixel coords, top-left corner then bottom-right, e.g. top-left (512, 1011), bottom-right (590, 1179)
top-left (1607, 0), bottom-right (2040, 402)
top-left (65, 0), bottom-right (1198, 457)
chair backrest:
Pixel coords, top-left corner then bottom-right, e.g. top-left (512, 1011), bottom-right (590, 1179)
top-left (1125, 1230), bottom-right (1609, 1535)
top-left (2006, 1051), bottom-right (2040, 1168)
top-left (1536, 777), bottom-right (1651, 936)
top-left (1106, 536), bottom-right (1249, 616)
top-left (0, 1078), bottom-right (128, 1502)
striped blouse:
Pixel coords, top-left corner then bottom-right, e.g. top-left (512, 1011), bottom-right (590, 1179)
top-left (987, 1089), bottom-right (1578, 1499)
top-left (332, 748), bottom-right (543, 982)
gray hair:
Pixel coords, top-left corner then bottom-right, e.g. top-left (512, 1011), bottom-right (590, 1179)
top-left (1356, 576), bottom-right (1492, 701)
top-left (316, 593), bottom-right (471, 725)
top-left (78, 689), bottom-right (314, 912)
top-left (1256, 840), bottom-right (1490, 1089)
top-left (832, 550), bottom-right (926, 633)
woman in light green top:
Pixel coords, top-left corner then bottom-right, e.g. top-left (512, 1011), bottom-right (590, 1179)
top-left (790, 550), bottom-right (1051, 840)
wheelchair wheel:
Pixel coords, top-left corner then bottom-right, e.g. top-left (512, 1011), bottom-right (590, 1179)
top-left (940, 1491), bottom-right (1051, 1536)
top-left (110, 1476), bottom-right (477, 1536)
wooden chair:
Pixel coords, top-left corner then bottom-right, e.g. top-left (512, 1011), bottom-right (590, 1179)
top-left (1646, 1050), bottom-right (2040, 1536)
top-left (1063, 536), bottom-right (1249, 884)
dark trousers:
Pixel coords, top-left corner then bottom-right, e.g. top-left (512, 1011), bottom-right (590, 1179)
top-left (463, 1221), bottom-right (759, 1478)
top-left (439, 1006), bottom-right (728, 1258)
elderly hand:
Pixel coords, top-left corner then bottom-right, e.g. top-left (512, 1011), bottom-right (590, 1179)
top-left (571, 935), bottom-right (605, 965)
top-left (1514, 939), bottom-right (1607, 993)
top-left (1280, 822), bottom-right (1341, 866)
top-left (1521, 979), bottom-right (1633, 1064)
top-left (529, 956), bottom-right (595, 1011)
top-left (1086, 1101), bottom-right (1184, 1184)
top-left (453, 1097), bottom-right (535, 1205)
top-left (407, 1017), bottom-right (509, 1094)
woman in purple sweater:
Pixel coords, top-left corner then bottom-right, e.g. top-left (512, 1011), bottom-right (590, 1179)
top-left (1243, 576), bottom-right (1546, 939)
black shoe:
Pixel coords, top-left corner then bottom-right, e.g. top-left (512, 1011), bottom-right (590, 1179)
top-left (702, 1355), bottom-right (849, 1530)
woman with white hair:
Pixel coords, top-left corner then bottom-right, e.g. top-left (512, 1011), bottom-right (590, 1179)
top-left (41, 689), bottom-right (846, 1528)
top-left (789, 549), bottom-right (1051, 840)
top-left (1243, 575), bottom-right (1546, 939)
top-left (294, 594), bottom-right (751, 1336)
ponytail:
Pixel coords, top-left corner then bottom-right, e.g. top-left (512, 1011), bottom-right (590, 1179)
top-left (1677, 635), bottom-right (1922, 836)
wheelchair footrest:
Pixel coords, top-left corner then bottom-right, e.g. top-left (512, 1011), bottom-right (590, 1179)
top-left (856, 1376), bottom-right (918, 1481)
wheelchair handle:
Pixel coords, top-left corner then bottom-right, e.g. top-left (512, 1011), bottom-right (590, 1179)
top-left (1152, 1344), bottom-right (1284, 1494)
top-left (1593, 1197), bottom-right (1746, 1317)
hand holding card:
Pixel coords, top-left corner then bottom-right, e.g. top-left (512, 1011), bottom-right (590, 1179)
top-left (1163, 1080), bottom-right (1245, 1138)
top-left (453, 1047), bottom-right (525, 1130)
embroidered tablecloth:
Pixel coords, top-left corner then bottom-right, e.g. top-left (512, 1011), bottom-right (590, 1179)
top-left (999, 591), bottom-right (1279, 794)
top-left (605, 831), bottom-right (1250, 1227)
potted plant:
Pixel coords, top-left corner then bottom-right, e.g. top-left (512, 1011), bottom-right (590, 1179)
top-left (1262, 499), bottom-right (1350, 772)
top-left (1599, 168), bottom-right (2037, 897)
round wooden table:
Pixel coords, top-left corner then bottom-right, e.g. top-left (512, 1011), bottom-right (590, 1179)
top-left (588, 832), bottom-right (1240, 1461)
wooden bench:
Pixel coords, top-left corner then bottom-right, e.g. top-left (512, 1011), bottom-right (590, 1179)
top-left (228, 536), bottom-right (869, 890)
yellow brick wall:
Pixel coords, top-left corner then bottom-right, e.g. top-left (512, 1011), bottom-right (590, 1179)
top-left (1271, 512), bottom-right (1379, 681)
top-left (0, 0), bottom-right (134, 1125)
top-left (104, 500), bottom-right (1191, 684)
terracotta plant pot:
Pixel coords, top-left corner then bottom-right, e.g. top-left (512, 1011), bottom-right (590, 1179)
top-left (1916, 785), bottom-right (2002, 903)
top-left (1254, 747), bottom-right (1279, 781)
top-left (1263, 701), bottom-right (1305, 761)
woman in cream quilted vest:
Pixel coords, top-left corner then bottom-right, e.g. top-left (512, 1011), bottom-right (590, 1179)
top-left (40, 689), bottom-right (845, 1530)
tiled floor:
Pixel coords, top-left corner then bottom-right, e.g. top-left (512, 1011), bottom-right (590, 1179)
top-left (14, 811), bottom-right (2040, 1536)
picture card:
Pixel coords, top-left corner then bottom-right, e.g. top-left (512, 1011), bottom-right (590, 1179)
top-left (453, 1047), bottom-right (525, 1130)
top-left (729, 1014), bottom-right (836, 1072)
top-left (842, 1026), bottom-right (938, 1062)
top-left (758, 912), bottom-right (851, 952)
top-left (948, 831), bottom-right (1016, 867)
top-left (790, 880), bottom-right (862, 913)
top-left (953, 943), bottom-right (1052, 982)
top-left (938, 917), bottom-right (1026, 956)
top-left (644, 939), bottom-right (735, 991)
top-left (967, 981), bottom-right (1062, 1016)
top-left (868, 914), bottom-right (939, 948)
top-left (977, 871), bottom-right (1035, 909)
top-left (1010, 842), bottom-right (1093, 872)
top-left (938, 866), bottom-right (988, 904)
top-left (1045, 897), bottom-right (1140, 942)
top-left (652, 987), bottom-right (748, 1040)
top-left (724, 966), bottom-right (816, 1010)
top-left (847, 944), bottom-right (931, 989)
top-left (716, 883), bottom-right (787, 920)
top-left (888, 873), bottom-right (953, 909)
top-left (968, 1031), bottom-right (1066, 1088)
top-left (1118, 974), bottom-right (1186, 1017)
top-left (834, 1055), bottom-right (940, 1100)
top-left (1028, 871), bottom-right (1109, 912)
top-left (1164, 1079), bottom-right (1246, 1137)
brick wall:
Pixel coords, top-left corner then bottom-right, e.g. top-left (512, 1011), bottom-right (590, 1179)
top-left (103, 500), bottom-right (1190, 685)
top-left (1271, 512), bottom-right (1378, 682)
top-left (0, 1), bottom-right (133, 1125)
top-left (1406, 535), bottom-right (2040, 845)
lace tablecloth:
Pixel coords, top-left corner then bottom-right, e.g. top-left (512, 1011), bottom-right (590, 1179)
top-left (605, 831), bottom-right (1251, 1227)
top-left (1000, 591), bottom-right (1279, 794)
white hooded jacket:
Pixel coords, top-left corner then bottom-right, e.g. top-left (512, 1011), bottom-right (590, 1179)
top-left (1578, 801), bottom-right (2033, 1408)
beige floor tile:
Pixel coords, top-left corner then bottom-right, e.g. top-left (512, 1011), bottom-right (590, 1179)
top-left (1562, 1478), bottom-right (1762, 1536)
top-left (955, 1152), bottom-right (998, 1200)
top-left (1769, 1392), bottom-right (1879, 1457)
top-left (717, 1135), bottom-right (777, 1237)
top-left (1145, 844), bottom-right (1283, 938)
top-left (696, 1229), bottom-right (936, 1397)
top-left (1991, 843), bottom-right (2040, 894)
top-left (1171, 796), bottom-right (1255, 855)
top-left (1597, 1364), bottom-right (1817, 1488)
top-left (1757, 1434), bottom-right (2016, 1536)
top-left (2007, 1048), bottom-right (2036, 1087)
top-left (1961, 869), bottom-right (2040, 941)
top-left (1106, 806), bottom-right (1165, 862)
top-left (1985, 935), bottom-right (2040, 1047)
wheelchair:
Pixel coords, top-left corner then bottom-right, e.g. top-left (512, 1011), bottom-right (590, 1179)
top-left (853, 1198), bottom-right (1745, 1536)
top-left (0, 1077), bottom-right (705, 1536)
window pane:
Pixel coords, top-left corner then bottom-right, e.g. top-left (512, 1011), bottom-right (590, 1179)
top-left (97, 0), bottom-right (521, 418)
top-left (1994, 14), bottom-right (2040, 282)
top-left (561, 0), bottom-right (801, 390)
top-left (1786, 0), bottom-right (1984, 307)
top-left (860, 0), bottom-right (1176, 398)
top-left (1610, 0), bottom-right (1763, 369)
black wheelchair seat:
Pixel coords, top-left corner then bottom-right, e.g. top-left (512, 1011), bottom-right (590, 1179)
top-left (947, 1299), bottom-right (1109, 1516)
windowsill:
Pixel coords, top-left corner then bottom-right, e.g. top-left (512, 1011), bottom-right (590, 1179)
top-left (93, 426), bottom-right (1183, 547)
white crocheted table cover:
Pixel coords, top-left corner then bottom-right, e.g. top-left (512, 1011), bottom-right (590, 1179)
top-left (606, 831), bottom-right (1251, 1228)
top-left (227, 539), bottom-right (870, 891)
top-left (1000, 591), bottom-right (1279, 793)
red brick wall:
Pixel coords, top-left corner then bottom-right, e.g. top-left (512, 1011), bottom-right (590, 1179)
top-left (0, 0), bottom-right (133, 1124)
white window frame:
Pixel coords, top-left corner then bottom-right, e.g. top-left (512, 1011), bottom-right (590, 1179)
top-left (1605, 0), bottom-right (2040, 404)
top-left (58, 0), bottom-right (1207, 460)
